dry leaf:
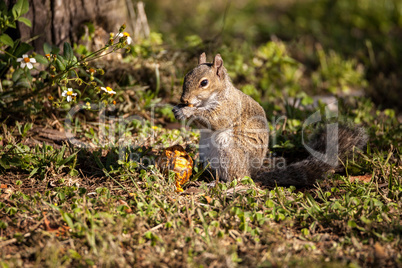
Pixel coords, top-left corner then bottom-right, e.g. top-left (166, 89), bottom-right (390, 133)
top-left (56, 225), bottom-right (71, 239)
top-left (156, 145), bottom-right (193, 192)
top-left (43, 213), bottom-right (70, 239)
top-left (204, 195), bottom-right (212, 204)
top-left (118, 200), bottom-right (132, 213)
top-left (374, 242), bottom-right (387, 259)
top-left (183, 187), bottom-right (204, 195)
top-left (349, 174), bottom-right (372, 183)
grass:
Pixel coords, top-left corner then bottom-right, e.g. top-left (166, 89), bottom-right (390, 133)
top-left (0, 97), bottom-right (401, 267)
top-left (0, 0), bottom-right (401, 266)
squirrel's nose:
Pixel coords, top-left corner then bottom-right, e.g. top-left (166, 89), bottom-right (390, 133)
top-left (180, 96), bottom-right (188, 104)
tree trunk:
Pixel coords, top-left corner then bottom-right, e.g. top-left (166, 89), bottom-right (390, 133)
top-left (5, 0), bottom-right (130, 53)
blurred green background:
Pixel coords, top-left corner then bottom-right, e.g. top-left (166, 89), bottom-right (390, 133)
top-left (144, 0), bottom-right (402, 111)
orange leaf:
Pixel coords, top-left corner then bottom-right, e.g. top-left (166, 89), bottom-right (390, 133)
top-left (349, 174), bottom-right (372, 183)
top-left (118, 200), bottom-right (132, 213)
top-left (155, 145), bottom-right (193, 192)
top-left (43, 214), bottom-right (59, 232)
top-left (56, 225), bottom-right (71, 239)
top-left (204, 195), bottom-right (212, 204)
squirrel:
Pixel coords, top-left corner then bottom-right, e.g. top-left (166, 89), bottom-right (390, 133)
top-left (172, 53), bottom-right (368, 187)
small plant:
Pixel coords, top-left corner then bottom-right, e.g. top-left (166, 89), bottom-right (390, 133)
top-left (0, 0), bottom-right (133, 118)
top-left (0, 142), bottom-right (78, 178)
top-left (312, 46), bottom-right (367, 94)
top-left (254, 41), bottom-right (303, 99)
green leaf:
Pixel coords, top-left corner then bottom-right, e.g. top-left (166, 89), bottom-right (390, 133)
top-left (17, 16), bottom-right (31, 27)
top-left (8, 21), bottom-right (17, 29)
top-left (34, 54), bottom-right (48, 64)
top-left (0, 34), bottom-right (14, 47)
top-left (29, 167), bottom-right (39, 178)
top-left (69, 169), bottom-right (79, 176)
top-left (144, 231), bottom-right (153, 239)
top-left (56, 146), bottom-right (66, 162)
top-left (20, 0), bottom-right (29, 14)
top-left (58, 192), bottom-right (65, 202)
top-left (55, 58), bottom-right (66, 71)
top-left (0, 221), bottom-right (8, 229)
top-left (59, 152), bottom-right (77, 166)
top-left (12, 68), bottom-right (24, 82)
top-left (12, 0), bottom-right (29, 16)
top-left (51, 46), bottom-right (60, 55)
top-left (301, 228), bottom-right (310, 236)
top-left (0, 158), bottom-right (11, 169)
top-left (22, 122), bottom-right (32, 138)
top-left (12, 0), bottom-right (25, 17)
top-left (348, 220), bottom-right (357, 228)
top-left (43, 43), bottom-right (60, 55)
top-left (43, 43), bottom-right (52, 54)
top-left (12, 7), bottom-right (18, 19)
top-left (57, 152), bottom-right (71, 165)
top-left (63, 42), bottom-right (74, 62)
top-left (15, 77), bottom-right (31, 88)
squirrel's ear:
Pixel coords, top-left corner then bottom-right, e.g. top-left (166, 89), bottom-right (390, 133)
top-left (199, 52), bottom-right (207, 65)
top-left (213, 54), bottom-right (224, 78)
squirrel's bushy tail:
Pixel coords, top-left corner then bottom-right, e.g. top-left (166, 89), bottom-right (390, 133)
top-left (256, 125), bottom-right (368, 187)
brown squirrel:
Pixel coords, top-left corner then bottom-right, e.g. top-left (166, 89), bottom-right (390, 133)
top-left (173, 53), bottom-right (367, 187)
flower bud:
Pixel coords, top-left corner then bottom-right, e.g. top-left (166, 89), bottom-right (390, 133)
top-left (75, 78), bottom-right (83, 86)
top-left (119, 23), bottom-right (126, 33)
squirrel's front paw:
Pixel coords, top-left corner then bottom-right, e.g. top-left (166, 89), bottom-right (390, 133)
top-left (173, 106), bottom-right (194, 120)
top-left (172, 106), bottom-right (185, 120)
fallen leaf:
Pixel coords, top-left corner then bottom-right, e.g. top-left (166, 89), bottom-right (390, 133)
top-left (56, 225), bottom-right (71, 239)
top-left (118, 200), bottom-right (132, 213)
top-left (374, 242), bottom-right (387, 259)
top-left (43, 213), bottom-right (59, 232)
top-left (349, 174), bottom-right (372, 183)
top-left (156, 145), bottom-right (193, 192)
top-left (43, 212), bottom-right (70, 239)
top-left (204, 195), bottom-right (212, 204)
top-left (183, 187), bottom-right (204, 195)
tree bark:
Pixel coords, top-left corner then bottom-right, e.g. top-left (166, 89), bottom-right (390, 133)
top-left (5, 0), bottom-right (129, 53)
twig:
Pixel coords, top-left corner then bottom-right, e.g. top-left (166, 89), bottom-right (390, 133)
top-left (0, 232), bottom-right (31, 248)
top-left (144, 223), bottom-right (164, 234)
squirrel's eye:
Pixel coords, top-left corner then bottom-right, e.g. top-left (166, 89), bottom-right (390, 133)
top-left (200, 79), bottom-right (209, 87)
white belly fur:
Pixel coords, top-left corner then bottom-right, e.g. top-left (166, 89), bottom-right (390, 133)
top-left (199, 128), bottom-right (233, 180)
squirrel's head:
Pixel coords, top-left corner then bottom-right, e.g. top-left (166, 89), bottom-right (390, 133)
top-left (181, 53), bottom-right (228, 108)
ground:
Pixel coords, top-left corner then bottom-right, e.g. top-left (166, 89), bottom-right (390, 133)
top-left (0, 0), bottom-right (402, 267)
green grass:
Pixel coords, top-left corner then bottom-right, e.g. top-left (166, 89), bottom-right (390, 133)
top-left (1, 0), bottom-right (402, 266)
top-left (0, 97), bottom-right (401, 267)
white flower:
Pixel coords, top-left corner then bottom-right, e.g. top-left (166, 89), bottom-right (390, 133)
top-left (62, 88), bottom-right (77, 102)
top-left (16, 54), bottom-right (36, 69)
top-left (101, 86), bottom-right (116, 95)
top-left (116, 32), bottom-right (132, 45)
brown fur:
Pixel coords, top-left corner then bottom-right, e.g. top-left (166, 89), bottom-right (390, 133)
top-left (173, 53), bottom-right (368, 187)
